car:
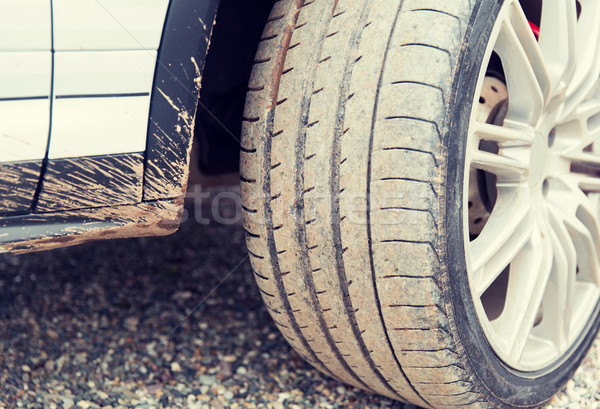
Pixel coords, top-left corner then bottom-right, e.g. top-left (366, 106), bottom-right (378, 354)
top-left (1, 0), bottom-right (599, 407)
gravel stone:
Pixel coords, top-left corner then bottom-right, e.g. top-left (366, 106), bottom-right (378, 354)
top-left (0, 191), bottom-right (596, 408)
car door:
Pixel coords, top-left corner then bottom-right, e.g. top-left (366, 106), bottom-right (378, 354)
top-left (0, 0), bottom-right (52, 213)
top-left (38, 0), bottom-right (168, 212)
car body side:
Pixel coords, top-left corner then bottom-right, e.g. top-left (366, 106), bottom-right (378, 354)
top-left (0, 0), bottom-right (220, 254)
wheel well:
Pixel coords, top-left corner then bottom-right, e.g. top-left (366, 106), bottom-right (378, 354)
top-left (193, 0), bottom-right (273, 176)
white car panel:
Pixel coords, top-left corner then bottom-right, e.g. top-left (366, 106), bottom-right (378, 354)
top-left (53, 50), bottom-right (157, 96)
top-left (48, 96), bottom-right (151, 159)
top-left (53, 0), bottom-right (169, 51)
top-left (0, 52), bottom-right (51, 163)
top-left (0, 0), bottom-right (52, 51)
top-left (0, 52), bottom-right (52, 99)
top-left (47, 50), bottom-right (157, 159)
top-left (0, 100), bottom-right (50, 163)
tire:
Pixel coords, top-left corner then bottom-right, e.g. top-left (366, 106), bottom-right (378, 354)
top-left (240, 0), bottom-right (600, 408)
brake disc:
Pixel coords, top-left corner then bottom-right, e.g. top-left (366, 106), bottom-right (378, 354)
top-left (468, 76), bottom-right (508, 236)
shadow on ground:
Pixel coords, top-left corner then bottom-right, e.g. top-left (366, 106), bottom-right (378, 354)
top-left (0, 198), bottom-right (412, 409)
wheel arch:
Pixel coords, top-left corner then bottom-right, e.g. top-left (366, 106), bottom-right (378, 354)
top-left (144, 0), bottom-right (221, 200)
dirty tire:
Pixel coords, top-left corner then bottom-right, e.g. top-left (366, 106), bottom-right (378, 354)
top-left (240, 0), bottom-right (600, 408)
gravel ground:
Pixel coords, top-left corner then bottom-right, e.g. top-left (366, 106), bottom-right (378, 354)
top-left (0, 188), bottom-right (598, 409)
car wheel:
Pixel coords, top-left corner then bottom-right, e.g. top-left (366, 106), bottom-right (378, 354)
top-left (240, 0), bottom-right (600, 407)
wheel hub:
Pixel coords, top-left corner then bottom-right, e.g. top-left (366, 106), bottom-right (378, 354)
top-left (529, 133), bottom-right (548, 188)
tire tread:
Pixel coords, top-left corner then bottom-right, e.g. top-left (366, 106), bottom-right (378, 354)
top-left (242, 1), bottom-right (493, 407)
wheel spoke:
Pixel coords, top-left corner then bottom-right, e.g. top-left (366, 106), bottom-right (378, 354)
top-left (495, 0), bottom-right (550, 125)
top-left (566, 214), bottom-right (600, 285)
top-left (470, 187), bottom-right (533, 295)
top-left (564, 1), bottom-right (600, 117)
top-left (538, 0), bottom-right (578, 96)
top-left (563, 151), bottom-right (600, 168)
top-left (471, 121), bottom-right (535, 145)
top-left (505, 227), bottom-right (554, 363)
top-left (545, 207), bottom-right (578, 350)
top-left (576, 175), bottom-right (600, 193)
top-left (470, 149), bottom-right (529, 181)
top-left (560, 100), bottom-right (600, 168)
top-left (549, 175), bottom-right (592, 214)
top-left (549, 175), bottom-right (600, 284)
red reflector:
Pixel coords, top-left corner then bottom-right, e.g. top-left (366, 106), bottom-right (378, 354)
top-left (529, 21), bottom-right (540, 39)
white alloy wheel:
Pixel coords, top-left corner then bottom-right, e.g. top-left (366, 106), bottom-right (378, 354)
top-left (465, 0), bottom-right (600, 371)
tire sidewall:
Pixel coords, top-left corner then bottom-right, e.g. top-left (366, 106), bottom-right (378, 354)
top-left (445, 0), bottom-right (600, 407)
